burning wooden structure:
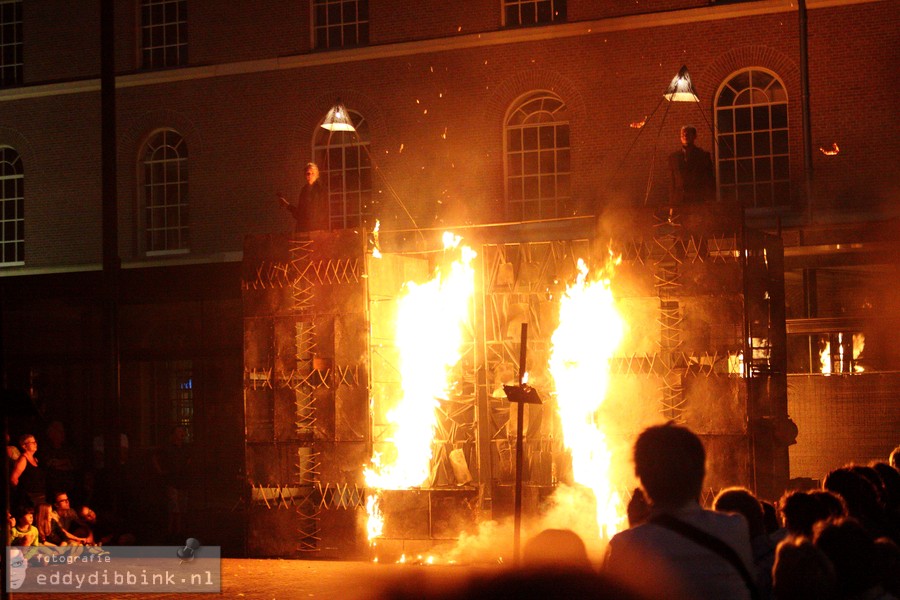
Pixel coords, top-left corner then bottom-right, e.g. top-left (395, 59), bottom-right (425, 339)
top-left (241, 202), bottom-right (789, 558)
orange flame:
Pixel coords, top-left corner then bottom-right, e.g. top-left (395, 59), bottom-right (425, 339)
top-left (820, 340), bottom-right (832, 375)
top-left (852, 333), bottom-right (865, 373)
top-left (548, 256), bottom-right (627, 538)
top-left (819, 142), bottom-right (840, 156)
top-left (630, 116), bottom-right (647, 129)
top-left (365, 233), bottom-right (477, 544)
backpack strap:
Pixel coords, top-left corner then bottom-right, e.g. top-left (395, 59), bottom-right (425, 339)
top-left (649, 513), bottom-right (760, 600)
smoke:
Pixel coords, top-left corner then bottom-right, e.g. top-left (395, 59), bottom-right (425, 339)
top-left (434, 482), bottom-right (634, 567)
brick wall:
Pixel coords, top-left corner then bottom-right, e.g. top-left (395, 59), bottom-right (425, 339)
top-left (2, 1), bottom-right (897, 269)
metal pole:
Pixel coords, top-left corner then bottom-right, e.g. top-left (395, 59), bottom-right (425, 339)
top-left (101, 0), bottom-right (121, 465)
top-left (799, 0), bottom-right (814, 224)
top-left (513, 322), bottom-right (527, 565)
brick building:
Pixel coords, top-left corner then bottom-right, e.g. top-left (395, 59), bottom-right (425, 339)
top-left (1, 0), bottom-right (898, 555)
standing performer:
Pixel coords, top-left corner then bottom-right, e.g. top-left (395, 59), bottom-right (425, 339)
top-left (280, 162), bottom-right (329, 231)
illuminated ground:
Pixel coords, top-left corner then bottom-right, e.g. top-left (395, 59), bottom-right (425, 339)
top-left (12, 558), bottom-right (499, 599)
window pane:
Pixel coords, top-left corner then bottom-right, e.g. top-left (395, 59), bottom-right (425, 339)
top-left (752, 106), bottom-right (770, 129)
top-left (734, 107), bottom-right (752, 131)
top-left (557, 149), bottom-right (570, 173)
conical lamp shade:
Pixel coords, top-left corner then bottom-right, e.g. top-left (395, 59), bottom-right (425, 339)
top-left (664, 66), bottom-right (699, 102)
top-left (320, 104), bottom-right (356, 132)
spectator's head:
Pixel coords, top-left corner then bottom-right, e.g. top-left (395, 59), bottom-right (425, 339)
top-left (713, 487), bottom-right (765, 538)
top-left (773, 537), bottom-right (837, 600)
top-left (823, 466), bottom-right (881, 522)
top-left (18, 433), bottom-right (37, 453)
top-left (633, 422), bottom-right (705, 507)
top-left (522, 528), bottom-right (591, 570)
top-left (14, 506), bottom-right (34, 529)
top-left (871, 462), bottom-right (900, 512)
top-left (78, 506), bottom-right (97, 525)
top-left (780, 490), bottom-right (832, 537)
top-left (53, 491), bottom-right (72, 514)
top-left (814, 517), bottom-right (879, 598)
top-left (809, 490), bottom-right (847, 521)
top-left (889, 445), bottom-right (900, 470)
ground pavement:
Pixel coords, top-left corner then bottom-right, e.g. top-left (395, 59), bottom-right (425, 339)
top-left (8, 558), bottom-right (498, 600)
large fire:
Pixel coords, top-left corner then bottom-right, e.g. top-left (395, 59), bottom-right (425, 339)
top-left (548, 256), bottom-right (627, 539)
top-left (365, 233), bottom-right (477, 543)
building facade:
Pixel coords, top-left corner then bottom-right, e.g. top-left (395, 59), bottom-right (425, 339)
top-left (2, 0), bottom-right (898, 554)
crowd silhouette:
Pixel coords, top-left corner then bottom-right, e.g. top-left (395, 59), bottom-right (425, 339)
top-left (8, 419), bottom-right (900, 600)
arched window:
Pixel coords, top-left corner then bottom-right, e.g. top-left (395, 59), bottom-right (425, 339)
top-left (715, 68), bottom-right (789, 208)
top-left (141, 130), bottom-right (189, 253)
top-left (505, 91), bottom-right (570, 221)
top-left (313, 109), bottom-right (372, 230)
top-left (0, 146), bottom-right (24, 265)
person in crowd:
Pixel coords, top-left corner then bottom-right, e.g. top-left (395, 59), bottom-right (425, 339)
top-left (73, 504), bottom-right (133, 546)
top-left (42, 420), bottom-right (80, 501)
top-left (824, 466), bottom-right (893, 540)
top-left (814, 517), bottom-right (890, 600)
top-left (714, 486), bottom-right (776, 599)
top-left (522, 528), bottom-right (592, 571)
top-left (280, 162), bottom-right (329, 232)
top-left (8, 506), bottom-right (39, 549)
top-left (39, 499), bottom-right (87, 546)
top-left (889, 445), bottom-right (899, 471)
top-left (10, 433), bottom-right (46, 507)
top-left (772, 537), bottom-right (837, 600)
top-left (668, 125), bottom-right (715, 204)
top-left (36, 502), bottom-right (63, 546)
top-left (6, 431), bottom-right (20, 463)
top-left (52, 491), bottom-right (79, 533)
top-left (779, 490), bottom-right (839, 539)
top-left (604, 422), bottom-right (756, 599)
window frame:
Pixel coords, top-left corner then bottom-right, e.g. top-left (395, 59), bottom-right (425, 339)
top-left (0, 0), bottom-right (24, 87)
top-left (0, 145), bottom-right (24, 266)
top-left (503, 90), bottom-right (571, 222)
top-left (313, 109), bottom-right (373, 230)
top-left (714, 67), bottom-right (790, 209)
top-left (502, 0), bottom-right (566, 27)
top-left (140, 129), bottom-right (189, 255)
top-left (139, 0), bottom-right (188, 70)
top-left (311, 0), bottom-right (369, 50)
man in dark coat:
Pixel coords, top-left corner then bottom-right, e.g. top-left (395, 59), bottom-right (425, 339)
top-left (281, 162), bottom-right (329, 231)
top-left (668, 126), bottom-right (715, 204)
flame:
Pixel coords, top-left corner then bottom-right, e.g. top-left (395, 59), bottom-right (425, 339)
top-left (548, 256), bottom-right (627, 538)
top-left (366, 491), bottom-right (384, 542)
top-left (820, 340), bottom-right (832, 375)
top-left (852, 333), bottom-right (865, 373)
top-left (630, 116), bottom-right (647, 129)
top-left (819, 142), bottom-right (840, 156)
top-left (365, 233), bottom-right (477, 543)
